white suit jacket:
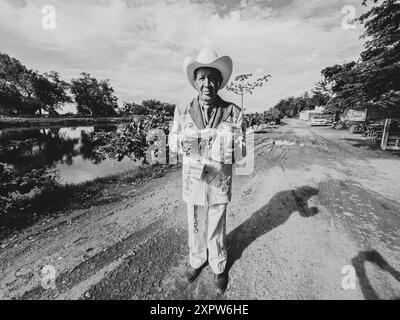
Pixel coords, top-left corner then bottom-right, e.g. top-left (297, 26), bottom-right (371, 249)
top-left (168, 95), bottom-right (245, 206)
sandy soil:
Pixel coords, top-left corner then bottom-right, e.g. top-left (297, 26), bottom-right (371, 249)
top-left (1, 118), bottom-right (399, 300)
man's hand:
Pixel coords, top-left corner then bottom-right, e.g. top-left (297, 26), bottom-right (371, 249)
top-left (179, 130), bottom-right (199, 156)
top-left (180, 129), bottom-right (218, 162)
top-left (181, 136), bottom-right (197, 154)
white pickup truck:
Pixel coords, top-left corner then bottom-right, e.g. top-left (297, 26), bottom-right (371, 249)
top-left (311, 116), bottom-right (333, 127)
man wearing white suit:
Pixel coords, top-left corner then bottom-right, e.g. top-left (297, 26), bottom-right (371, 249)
top-left (169, 48), bottom-right (245, 293)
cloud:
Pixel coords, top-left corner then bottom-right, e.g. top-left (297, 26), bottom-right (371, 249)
top-left (0, 0), bottom-right (371, 112)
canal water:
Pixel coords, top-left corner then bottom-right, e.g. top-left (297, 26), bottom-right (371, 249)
top-left (0, 125), bottom-right (142, 184)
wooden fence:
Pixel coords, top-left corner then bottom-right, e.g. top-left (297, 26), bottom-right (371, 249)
top-left (381, 119), bottom-right (400, 151)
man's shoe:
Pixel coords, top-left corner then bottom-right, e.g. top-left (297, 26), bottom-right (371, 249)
top-left (184, 266), bottom-right (202, 283)
top-left (214, 272), bottom-right (229, 294)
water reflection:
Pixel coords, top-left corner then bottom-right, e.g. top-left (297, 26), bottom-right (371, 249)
top-left (0, 125), bottom-right (141, 184)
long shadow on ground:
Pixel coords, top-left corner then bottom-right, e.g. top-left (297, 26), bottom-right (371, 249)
top-left (226, 186), bottom-right (319, 273)
top-left (352, 250), bottom-right (400, 300)
top-left (19, 186), bottom-right (319, 300)
top-left (157, 186), bottom-right (320, 299)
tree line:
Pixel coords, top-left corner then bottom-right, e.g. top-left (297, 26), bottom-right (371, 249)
top-left (243, 108), bottom-right (284, 129)
top-left (0, 53), bottom-right (175, 118)
top-left (273, 0), bottom-right (399, 119)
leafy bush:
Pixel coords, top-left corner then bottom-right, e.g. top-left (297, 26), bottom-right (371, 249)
top-left (91, 109), bottom-right (171, 163)
top-left (0, 138), bottom-right (59, 214)
top-left (120, 100), bottom-right (176, 116)
top-left (243, 108), bottom-right (284, 130)
top-left (0, 162), bottom-right (58, 214)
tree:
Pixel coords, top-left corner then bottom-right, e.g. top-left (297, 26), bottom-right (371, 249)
top-left (70, 73), bottom-right (118, 117)
top-left (0, 53), bottom-right (71, 116)
top-left (120, 102), bottom-right (147, 116)
top-left (0, 52), bottom-right (36, 115)
top-left (266, 108), bottom-right (284, 124)
top-left (321, 61), bottom-right (366, 112)
top-left (311, 80), bottom-right (332, 106)
top-left (273, 94), bottom-right (309, 118)
top-left (120, 100), bottom-right (176, 117)
top-left (320, 0), bottom-right (400, 113)
top-left (226, 73), bottom-right (271, 115)
top-left (141, 99), bottom-right (175, 116)
top-left (32, 71), bottom-right (71, 115)
top-left (358, 0), bottom-right (400, 104)
top-left (0, 80), bottom-right (23, 116)
top-left (242, 108), bottom-right (284, 130)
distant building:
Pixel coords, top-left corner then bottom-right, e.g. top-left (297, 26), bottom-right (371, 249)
top-left (342, 109), bottom-right (367, 122)
top-left (299, 107), bottom-right (325, 121)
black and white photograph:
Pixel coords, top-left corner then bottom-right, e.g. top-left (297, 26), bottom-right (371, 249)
top-left (1, 0), bottom-right (400, 305)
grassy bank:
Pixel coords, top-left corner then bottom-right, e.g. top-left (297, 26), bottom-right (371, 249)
top-left (0, 163), bottom-right (177, 241)
top-left (0, 117), bottom-right (134, 129)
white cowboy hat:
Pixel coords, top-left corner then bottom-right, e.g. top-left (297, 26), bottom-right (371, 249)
top-left (183, 48), bottom-right (233, 90)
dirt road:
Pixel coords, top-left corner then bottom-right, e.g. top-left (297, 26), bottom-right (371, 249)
top-left (1, 118), bottom-right (400, 300)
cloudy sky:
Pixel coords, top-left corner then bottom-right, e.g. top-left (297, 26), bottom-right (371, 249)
top-left (0, 0), bottom-right (373, 113)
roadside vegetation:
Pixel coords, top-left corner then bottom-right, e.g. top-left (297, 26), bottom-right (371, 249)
top-left (273, 0), bottom-right (399, 119)
top-left (0, 162), bottom-right (172, 240)
top-left (0, 52), bottom-right (175, 119)
top-left (0, 109), bottom-right (174, 229)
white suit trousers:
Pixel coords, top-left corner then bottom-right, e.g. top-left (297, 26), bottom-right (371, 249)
top-left (186, 203), bottom-right (227, 275)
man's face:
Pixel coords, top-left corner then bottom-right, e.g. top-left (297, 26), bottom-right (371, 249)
top-left (194, 67), bottom-right (221, 104)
